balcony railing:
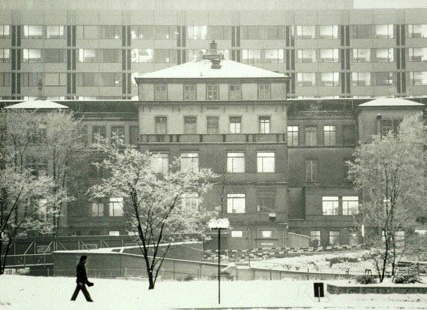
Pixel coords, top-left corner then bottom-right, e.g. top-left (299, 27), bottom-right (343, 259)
top-left (139, 133), bottom-right (286, 144)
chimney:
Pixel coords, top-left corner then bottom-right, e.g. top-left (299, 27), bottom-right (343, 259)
top-left (209, 40), bottom-right (218, 55)
top-left (203, 40), bottom-right (222, 69)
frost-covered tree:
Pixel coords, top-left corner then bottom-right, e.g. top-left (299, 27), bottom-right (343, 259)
top-left (88, 137), bottom-right (217, 289)
top-left (348, 114), bottom-right (427, 282)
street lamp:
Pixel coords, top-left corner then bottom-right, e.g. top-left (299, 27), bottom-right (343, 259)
top-left (208, 218), bottom-right (230, 305)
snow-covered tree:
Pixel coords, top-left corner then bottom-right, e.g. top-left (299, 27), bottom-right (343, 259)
top-left (348, 114), bottom-right (427, 282)
top-left (88, 137), bottom-right (217, 289)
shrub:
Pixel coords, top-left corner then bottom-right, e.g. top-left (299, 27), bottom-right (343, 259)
top-left (394, 273), bottom-right (422, 284)
top-left (183, 275), bottom-right (194, 281)
top-left (356, 274), bottom-right (377, 284)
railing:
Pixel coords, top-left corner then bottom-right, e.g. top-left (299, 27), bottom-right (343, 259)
top-left (2, 253), bottom-right (53, 268)
top-left (139, 133), bottom-right (286, 144)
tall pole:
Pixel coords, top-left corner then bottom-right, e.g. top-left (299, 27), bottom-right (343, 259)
top-left (218, 228), bottom-right (221, 304)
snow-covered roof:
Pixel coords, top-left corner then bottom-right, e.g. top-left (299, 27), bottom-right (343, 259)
top-left (5, 99), bottom-right (69, 110)
top-left (358, 97), bottom-right (424, 108)
top-left (135, 59), bottom-right (288, 80)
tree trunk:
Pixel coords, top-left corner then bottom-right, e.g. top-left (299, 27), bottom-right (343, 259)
top-left (0, 238), bottom-right (3, 275)
top-left (148, 271), bottom-right (155, 290)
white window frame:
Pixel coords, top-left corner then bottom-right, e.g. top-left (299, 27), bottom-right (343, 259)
top-left (322, 196), bottom-right (339, 215)
top-left (180, 152), bottom-right (199, 172)
top-left (257, 152), bottom-right (275, 173)
top-left (227, 194), bottom-right (246, 214)
top-left (109, 197), bottom-right (124, 217)
top-left (227, 152), bottom-right (245, 173)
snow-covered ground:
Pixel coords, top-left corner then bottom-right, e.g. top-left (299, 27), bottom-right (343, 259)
top-left (1, 275), bottom-right (427, 309)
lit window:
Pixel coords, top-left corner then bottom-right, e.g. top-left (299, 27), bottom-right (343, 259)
top-left (229, 84), bottom-right (242, 100)
top-left (180, 153), bottom-right (199, 172)
top-left (329, 231), bottom-right (340, 246)
top-left (408, 24), bottom-right (427, 38)
top-left (352, 48), bottom-right (371, 63)
top-left (305, 160), bottom-right (318, 182)
top-left (229, 117), bottom-right (241, 134)
top-left (257, 152), bottom-right (275, 173)
top-left (258, 83), bottom-right (270, 99)
top-left (259, 116), bottom-right (271, 134)
top-left (91, 202), bottom-right (104, 217)
top-left (297, 73), bottom-right (316, 87)
top-left (352, 72), bottom-right (371, 86)
top-left (155, 117), bottom-right (167, 134)
top-left (206, 84), bottom-right (219, 100)
top-left (231, 231), bottom-right (243, 238)
top-left (319, 49), bottom-right (339, 63)
top-left (109, 197), bottom-right (124, 217)
top-left (154, 84), bottom-right (167, 100)
top-left (375, 48), bottom-right (394, 62)
top-left (324, 126), bottom-right (336, 146)
top-left (184, 84), bottom-right (197, 100)
top-left (320, 73), bottom-right (340, 87)
top-left (342, 196), bottom-right (359, 215)
top-left (0, 25), bottom-right (10, 38)
top-left (46, 26), bottom-right (64, 39)
top-left (242, 49), bottom-right (261, 64)
top-left (181, 193), bottom-right (198, 209)
top-left (296, 25), bottom-right (315, 39)
top-left (78, 49), bottom-right (97, 63)
top-left (408, 48), bottom-right (427, 62)
top-left (131, 48), bottom-right (153, 63)
top-left (297, 49), bottom-right (316, 63)
top-left (322, 196), bottom-right (339, 215)
top-left (264, 49), bottom-right (284, 63)
top-left (261, 231), bottom-right (273, 238)
top-left (319, 25), bottom-right (338, 39)
top-left (227, 194), bottom-right (245, 213)
top-left (187, 26), bottom-right (207, 40)
top-left (0, 49), bottom-right (10, 63)
top-left (410, 72), bottom-right (427, 85)
top-left (184, 116), bottom-right (197, 134)
top-left (375, 24), bottom-right (393, 39)
top-left (207, 116), bottom-right (219, 134)
top-left (109, 231), bottom-right (120, 236)
top-left (287, 126), bottom-right (299, 146)
top-left (152, 153), bottom-right (169, 174)
top-left (23, 49), bottom-right (42, 63)
top-left (227, 152), bottom-right (245, 173)
top-left (305, 126), bottom-right (317, 146)
top-left (23, 25), bottom-right (43, 38)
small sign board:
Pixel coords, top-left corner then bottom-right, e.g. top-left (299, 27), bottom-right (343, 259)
top-left (313, 282), bottom-right (324, 300)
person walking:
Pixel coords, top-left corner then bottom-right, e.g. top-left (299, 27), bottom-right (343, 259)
top-left (70, 255), bottom-right (94, 302)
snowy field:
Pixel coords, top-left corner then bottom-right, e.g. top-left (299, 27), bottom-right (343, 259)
top-left (1, 275), bottom-right (427, 309)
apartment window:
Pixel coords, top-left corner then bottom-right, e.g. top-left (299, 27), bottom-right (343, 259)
top-left (100, 49), bottom-right (121, 63)
top-left (242, 50), bottom-right (261, 64)
top-left (131, 26), bottom-right (154, 39)
top-left (297, 73), bottom-right (316, 87)
top-left (229, 117), bottom-right (241, 133)
top-left (231, 230), bottom-right (243, 238)
top-left (152, 153), bottom-right (169, 174)
top-left (329, 231), bottom-right (340, 246)
top-left (111, 126), bottom-right (125, 143)
top-left (287, 126), bottom-right (299, 146)
top-left (227, 194), bottom-right (245, 213)
top-left (44, 49), bottom-right (65, 63)
top-left (37, 199), bottom-right (48, 220)
top-left (208, 26), bottom-right (231, 40)
top-left (319, 49), bottom-right (339, 63)
top-left (374, 72), bottom-right (394, 86)
top-left (0, 49), bottom-right (10, 63)
top-left (154, 25), bottom-right (176, 40)
top-left (229, 84), bottom-right (242, 100)
top-left (352, 48), bottom-right (371, 63)
top-left (78, 49), bottom-right (97, 63)
top-left (297, 49), bottom-right (316, 63)
top-left (21, 73), bottom-right (42, 87)
top-left (324, 126), bottom-right (336, 146)
top-left (343, 125), bottom-right (356, 145)
top-left (381, 119), bottom-right (400, 136)
top-left (241, 26), bottom-right (261, 40)
top-left (206, 84), bottom-right (219, 100)
top-left (261, 231), bottom-right (273, 238)
top-left (131, 49), bottom-right (154, 63)
top-left (207, 116), bottom-right (219, 134)
top-left (375, 24), bottom-right (393, 38)
top-left (320, 73), bottom-right (340, 87)
top-left (109, 197), bottom-right (124, 216)
top-left (23, 25), bottom-right (43, 38)
top-left (296, 26), bottom-right (315, 39)
top-left (44, 73), bottom-right (66, 86)
top-left (264, 49), bottom-right (284, 63)
top-left (408, 24), bottom-right (427, 38)
top-left (408, 48), bottom-right (427, 62)
top-left (91, 202), bottom-right (104, 217)
top-left (351, 25), bottom-right (372, 39)
top-left (155, 117), bottom-right (167, 134)
top-left (319, 25), bottom-right (338, 39)
top-left (305, 159), bottom-right (318, 182)
top-left (100, 25), bottom-right (121, 39)
top-left (23, 49), bottom-right (42, 63)
top-left (92, 126), bottom-right (106, 142)
top-left (184, 84), bottom-right (197, 100)
top-left (184, 116), bottom-right (197, 134)
top-left (154, 49), bottom-right (176, 63)
top-left (258, 83), bottom-right (270, 99)
top-left (305, 126), bottom-right (317, 146)
top-left (154, 84), bottom-right (167, 100)
top-left (375, 48), bottom-right (394, 62)
top-left (259, 116), bottom-right (271, 134)
top-left (181, 193), bottom-right (199, 209)
top-left (257, 152), bottom-right (275, 173)
top-left (322, 196), bottom-right (339, 215)
top-left (187, 26), bottom-right (207, 40)
top-left (46, 26), bottom-right (64, 39)
top-left (352, 72), bottom-right (371, 86)
top-left (310, 231), bottom-right (321, 246)
top-left (410, 72), bottom-right (427, 85)
top-left (264, 26), bottom-right (286, 40)
top-left (0, 73), bottom-right (11, 87)
top-left (0, 25), bottom-right (10, 38)
top-left (181, 153), bottom-right (199, 172)
top-left (257, 189), bottom-right (276, 212)
top-left (77, 26), bottom-right (99, 39)
top-left (342, 196), bottom-right (359, 215)
top-left (109, 231), bottom-right (120, 236)
top-left (227, 152), bottom-right (245, 173)
top-left (98, 73), bottom-right (122, 87)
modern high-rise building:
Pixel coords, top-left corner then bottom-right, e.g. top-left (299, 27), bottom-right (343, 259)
top-left (2, 0), bottom-right (427, 100)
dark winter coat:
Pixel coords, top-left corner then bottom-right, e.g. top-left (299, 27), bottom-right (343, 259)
top-left (76, 262), bottom-right (90, 285)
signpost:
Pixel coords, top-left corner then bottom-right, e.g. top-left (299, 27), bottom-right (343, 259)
top-left (313, 282), bottom-right (324, 302)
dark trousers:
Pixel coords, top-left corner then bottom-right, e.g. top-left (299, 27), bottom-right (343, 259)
top-left (70, 283), bottom-right (93, 301)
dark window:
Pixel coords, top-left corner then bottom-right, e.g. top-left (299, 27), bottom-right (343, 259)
top-left (184, 84), bottom-right (197, 100)
top-left (207, 116), bottom-right (219, 134)
top-left (258, 83), bottom-right (270, 99)
top-left (92, 126), bottom-right (106, 142)
top-left (184, 116), bottom-right (197, 134)
top-left (154, 84), bottom-right (167, 100)
top-left (343, 125), bottom-right (356, 145)
top-left (305, 126), bottom-right (317, 146)
top-left (229, 84), bottom-right (242, 100)
top-left (257, 189), bottom-right (276, 212)
top-left (155, 117), bottom-right (167, 134)
top-left (305, 159), bottom-right (318, 182)
top-left (206, 84), bottom-right (219, 100)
